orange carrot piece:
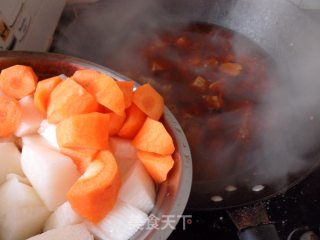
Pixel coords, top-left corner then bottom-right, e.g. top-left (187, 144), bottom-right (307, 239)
top-left (56, 112), bottom-right (110, 150)
top-left (60, 147), bottom-right (98, 174)
top-left (67, 150), bottom-right (121, 223)
top-left (133, 117), bottom-right (175, 155)
top-left (118, 104), bottom-right (147, 139)
top-left (116, 81), bottom-right (134, 108)
top-left (133, 83), bottom-right (164, 121)
top-left (137, 151), bottom-right (174, 183)
top-left (71, 69), bottom-right (100, 89)
top-left (0, 65), bottom-right (38, 99)
top-left (34, 76), bottom-right (62, 115)
top-left (47, 78), bottom-right (99, 123)
top-left (108, 112), bottom-right (126, 136)
top-left (75, 72), bottom-right (125, 117)
top-left (0, 96), bottom-right (22, 137)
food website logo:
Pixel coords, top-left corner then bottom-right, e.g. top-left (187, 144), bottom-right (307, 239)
top-left (129, 214), bottom-right (193, 231)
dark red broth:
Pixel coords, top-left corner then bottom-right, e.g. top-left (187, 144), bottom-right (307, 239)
top-left (109, 22), bottom-right (274, 181)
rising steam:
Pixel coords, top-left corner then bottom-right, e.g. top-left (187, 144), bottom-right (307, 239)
top-left (54, 0), bottom-right (320, 194)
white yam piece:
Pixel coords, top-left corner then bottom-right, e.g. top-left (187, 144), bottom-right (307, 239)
top-left (15, 96), bottom-right (45, 137)
top-left (0, 177), bottom-right (50, 240)
top-left (0, 142), bottom-right (23, 184)
top-left (44, 201), bottom-right (82, 231)
top-left (21, 144), bottom-right (80, 211)
top-left (26, 224), bottom-right (93, 240)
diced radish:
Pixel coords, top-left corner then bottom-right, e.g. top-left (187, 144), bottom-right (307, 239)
top-left (37, 120), bottom-right (59, 149)
top-left (110, 137), bottom-right (137, 177)
top-left (44, 201), bottom-right (82, 231)
top-left (0, 142), bottom-right (23, 184)
top-left (0, 176), bottom-right (50, 240)
top-left (26, 224), bottom-right (94, 240)
top-left (86, 201), bottom-right (148, 240)
top-left (6, 173), bottom-right (30, 185)
top-left (21, 144), bottom-right (80, 210)
top-left (22, 134), bottom-right (55, 150)
top-left (15, 96), bottom-right (45, 137)
top-left (119, 161), bottom-right (156, 214)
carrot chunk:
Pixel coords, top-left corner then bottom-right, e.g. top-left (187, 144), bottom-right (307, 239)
top-left (67, 150), bottom-right (121, 223)
top-left (74, 72), bottom-right (125, 117)
top-left (56, 112), bottom-right (110, 150)
top-left (133, 117), bottom-right (175, 155)
top-left (34, 76), bottom-right (62, 115)
top-left (116, 81), bottom-right (134, 108)
top-left (60, 147), bottom-right (98, 174)
top-left (71, 69), bottom-right (100, 89)
top-left (118, 104), bottom-right (147, 139)
top-left (0, 65), bottom-right (38, 99)
top-left (133, 83), bottom-right (164, 121)
top-left (108, 112), bottom-right (126, 136)
top-left (0, 96), bottom-right (22, 137)
top-left (47, 78), bottom-right (99, 123)
top-left (137, 151), bottom-right (174, 183)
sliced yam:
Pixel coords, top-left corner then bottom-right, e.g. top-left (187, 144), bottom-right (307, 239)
top-left (116, 80), bottom-right (134, 108)
top-left (85, 201), bottom-right (148, 240)
top-left (34, 76), bottom-right (62, 115)
top-left (71, 69), bottom-right (100, 89)
top-left (47, 78), bottom-right (99, 123)
top-left (56, 112), bottom-right (110, 150)
top-left (27, 224), bottom-right (94, 240)
top-left (108, 112), bottom-right (126, 136)
top-left (0, 177), bottom-right (50, 240)
top-left (137, 151), bottom-right (174, 184)
top-left (0, 142), bottom-right (23, 184)
top-left (44, 202), bottom-right (82, 232)
top-left (15, 96), bottom-right (45, 137)
top-left (60, 148), bottom-right (98, 174)
top-left (68, 151), bottom-right (121, 223)
top-left (133, 83), bottom-right (164, 120)
top-left (21, 144), bottom-right (80, 211)
top-left (0, 65), bottom-right (38, 99)
top-left (22, 135), bottom-right (54, 151)
top-left (118, 104), bottom-right (147, 139)
top-left (77, 73), bottom-right (125, 117)
top-left (109, 137), bottom-right (138, 177)
top-left (0, 96), bottom-right (22, 137)
top-left (37, 120), bottom-right (59, 149)
top-left (6, 173), bottom-right (30, 186)
top-left (119, 161), bottom-right (156, 213)
top-left (133, 117), bottom-right (175, 155)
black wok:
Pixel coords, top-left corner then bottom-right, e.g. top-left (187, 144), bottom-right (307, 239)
top-left (53, 0), bottom-right (320, 239)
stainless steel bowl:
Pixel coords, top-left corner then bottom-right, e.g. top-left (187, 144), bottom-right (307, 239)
top-left (0, 51), bottom-right (193, 240)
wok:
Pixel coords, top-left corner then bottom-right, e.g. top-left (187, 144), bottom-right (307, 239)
top-left (52, 0), bottom-right (320, 239)
top-left (0, 51), bottom-right (193, 240)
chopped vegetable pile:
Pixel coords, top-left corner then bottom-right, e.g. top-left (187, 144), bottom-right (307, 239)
top-left (0, 65), bottom-right (176, 240)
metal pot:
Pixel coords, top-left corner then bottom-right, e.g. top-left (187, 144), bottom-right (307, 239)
top-left (0, 51), bottom-right (193, 240)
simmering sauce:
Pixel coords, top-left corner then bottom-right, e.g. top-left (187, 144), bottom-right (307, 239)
top-left (108, 23), bottom-right (274, 181)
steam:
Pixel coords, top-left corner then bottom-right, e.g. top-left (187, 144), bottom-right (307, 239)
top-left (226, 0), bottom-right (320, 185)
top-left (55, 0), bottom-right (179, 68)
top-left (54, 0), bottom-right (320, 194)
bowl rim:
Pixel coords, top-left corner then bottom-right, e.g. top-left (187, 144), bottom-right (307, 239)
top-left (0, 50), bottom-right (193, 240)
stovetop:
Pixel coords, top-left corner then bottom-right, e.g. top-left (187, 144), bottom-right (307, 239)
top-left (169, 167), bottom-right (320, 240)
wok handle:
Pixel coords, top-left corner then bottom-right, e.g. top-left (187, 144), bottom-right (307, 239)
top-left (238, 224), bottom-right (280, 240)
